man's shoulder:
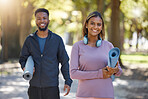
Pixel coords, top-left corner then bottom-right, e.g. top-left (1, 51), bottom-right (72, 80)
top-left (23, 32), bottom-right (36, 43)
top-left (51, 32), bottom-right (61, 38)
top-left (51, 32), bottom-right (63, 41)
top-left (26, 33), bottom-right (34, 39)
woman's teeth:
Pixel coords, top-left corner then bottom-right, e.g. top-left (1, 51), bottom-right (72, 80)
top-left (93, 30), bottom-right (97, 32)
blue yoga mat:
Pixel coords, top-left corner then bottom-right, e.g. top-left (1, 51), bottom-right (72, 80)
top-left (108, 47), bottom-right (120, 81)
top-left (23, 56), bottom-right (34, 80)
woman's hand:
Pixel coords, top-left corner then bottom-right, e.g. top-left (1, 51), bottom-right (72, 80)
top-left (102, 67), bottom-right (114, 79)
top-left (113, 61), bottom-right (119, 74)
top-left (102, 62), bottom-right (119, 79)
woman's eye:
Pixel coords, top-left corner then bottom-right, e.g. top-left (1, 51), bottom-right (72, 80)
top-left (91, 23), bottom-right (94, 25)
top-left (98, 23), bottom-right (102, 26)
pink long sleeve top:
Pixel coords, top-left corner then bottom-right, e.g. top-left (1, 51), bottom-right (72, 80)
top-left (70, 40), bottom-right (122, 98)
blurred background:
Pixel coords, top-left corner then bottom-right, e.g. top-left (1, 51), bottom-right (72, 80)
top-left (0, 0), bottom-right (148, 99)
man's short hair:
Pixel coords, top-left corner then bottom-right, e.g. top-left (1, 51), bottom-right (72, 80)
top-left (35, 8), bottom-right (49, 16)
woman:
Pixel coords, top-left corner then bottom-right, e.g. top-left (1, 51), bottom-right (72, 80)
top-left (70, 11), bottom-right (122, 99)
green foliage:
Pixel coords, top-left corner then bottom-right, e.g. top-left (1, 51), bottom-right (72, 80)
top-left (72, 0), bottom-right (97, 14)
top-left (104, 8), bottom-right (111, 24)
top-left (120, 0), bottom-right (148, 39)
top-left (1, 0), bottom-right (148, 46)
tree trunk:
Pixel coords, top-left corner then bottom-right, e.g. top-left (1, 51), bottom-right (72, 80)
top-left (1, 0), bottom-right (20, 61)
top-left (110, 0), bottom-right (120, 47)
top-left (110, 0), bottom-right (125, 68)
top-left (78, 7), bottom-right (88, 41)
top-left (65, 32), bottom-right (73, 45)
top-left (19, 3), bottom-right (34, 47)
top-left (136, 29), bottom-right (142, 51)
top-left (1, 15), bottom-right (8, 61)
top-left (129, 24), bottom-right (134, 48)
top-left (120, 12), bottom-right (125, 51)
top-left (97, 0), bottom-right (104, 15)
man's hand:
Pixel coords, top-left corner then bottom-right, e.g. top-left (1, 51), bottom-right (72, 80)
top-left (23, 67), bottom-right (25, 71)
top-left (22, 67), bottom-right (35, 74)
top-left (63, 84), bottom-right (70, 96)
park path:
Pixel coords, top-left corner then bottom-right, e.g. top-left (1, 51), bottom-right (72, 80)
top-left (0, 63), bottom-right (77, 99)
top-left (0, 45), bottom-right (148, 99)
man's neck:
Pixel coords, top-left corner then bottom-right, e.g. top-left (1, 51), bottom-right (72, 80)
top-left (37, 29), bottom-right (48, 38)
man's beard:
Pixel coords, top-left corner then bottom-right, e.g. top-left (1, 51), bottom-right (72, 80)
top-left (37, 23), bottom-right (49, 31)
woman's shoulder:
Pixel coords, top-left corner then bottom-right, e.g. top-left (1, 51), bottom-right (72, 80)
top-left (72, 40), bottom-right (84, 48)
top-left (73, 40), bottom-right (83, 45)
top-left (102, 40), bottom-right (114, 48)
top-left (102, 40), bottom-right (112, 44)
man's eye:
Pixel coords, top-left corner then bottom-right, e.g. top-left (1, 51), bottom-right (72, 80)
top-left (91, 23), bottom-right (94, 25)
top-left (43, 17), bottom-right (47, 20)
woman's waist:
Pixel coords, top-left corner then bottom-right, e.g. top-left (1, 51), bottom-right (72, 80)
top-left (77, 79), bottom-right (114, 98)
top-left (78, 78), bottom-right (113, 88)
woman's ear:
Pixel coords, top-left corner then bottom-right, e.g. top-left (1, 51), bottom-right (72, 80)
top-left (86, 23), bottom-right (88, 28)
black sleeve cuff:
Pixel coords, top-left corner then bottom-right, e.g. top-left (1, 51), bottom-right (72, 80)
top-left (65, 79), bottom-right (73, 87)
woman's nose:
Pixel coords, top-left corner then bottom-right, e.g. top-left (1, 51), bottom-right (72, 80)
top-left (94, 24), bottom-right (98, 29)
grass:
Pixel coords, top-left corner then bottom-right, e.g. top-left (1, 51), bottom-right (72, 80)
top-left (121, 54), bottom-right (148, 64)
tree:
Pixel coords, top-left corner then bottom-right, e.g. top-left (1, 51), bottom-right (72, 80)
top-left (19, 0), bottom-right (34, 47)
top-left (0, 0), bottom-right (48, 61)
top-left (120, 0), bottom-right (148, 50)
top-left (110, 0), bottom-right (120, 48)
top-left (0, 0), bottom-right (20, 61)
top-left (109, 0), bottom-right (125, 67)
top-left (97, 0), bottom-right (105, 15)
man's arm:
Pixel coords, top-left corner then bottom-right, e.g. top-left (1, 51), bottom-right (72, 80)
top-left (19, 37), bottom-right (30, 70)
top-left (57, 38), bottom-right (73, 96)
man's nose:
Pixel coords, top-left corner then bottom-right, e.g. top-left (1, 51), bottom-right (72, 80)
top-left (40, 18), bottom-right (44, 22)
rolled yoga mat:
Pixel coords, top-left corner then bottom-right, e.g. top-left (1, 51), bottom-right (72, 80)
top-left (108, 47), bottom-right (120, 81)
top-left (23, 56), bottom-right (34, 80)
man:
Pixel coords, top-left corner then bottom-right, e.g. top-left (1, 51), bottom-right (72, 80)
top-left (19, 8), bottom-right (72, 99)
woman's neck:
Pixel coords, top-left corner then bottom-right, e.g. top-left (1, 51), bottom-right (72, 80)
top-left (88, 35), bottom-right (98, 43)
top-left (87, 35), bottom-right (98, 47)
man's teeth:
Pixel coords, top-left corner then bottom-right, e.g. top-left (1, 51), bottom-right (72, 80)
top-left (41, 24), bottom-right (45, 26)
